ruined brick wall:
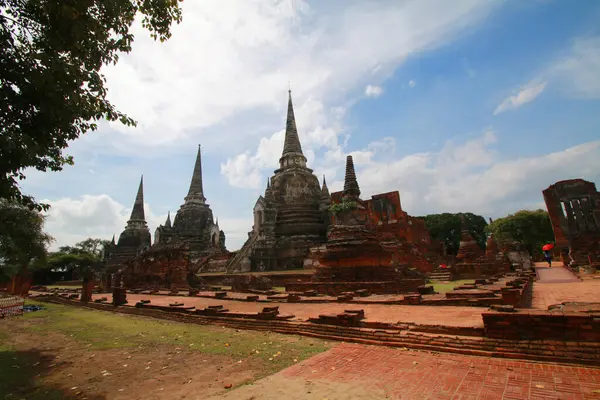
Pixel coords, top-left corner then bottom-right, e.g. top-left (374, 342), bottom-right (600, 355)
top-left (483, 311), bottom-right (600, 342)
top-left (543, 179), bottom-right (600, 266)
top-left (285, 279), bottom-right (425, 296)
top-left (202, 253), bottom-right (233, 273)
top-left (330, 190), bottom-right (435, 272)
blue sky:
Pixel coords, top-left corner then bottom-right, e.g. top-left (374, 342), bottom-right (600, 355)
top-left (21, 0), bottom-right (600, 250)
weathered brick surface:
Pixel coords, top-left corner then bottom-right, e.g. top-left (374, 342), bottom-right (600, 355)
top-left (271, 343), bottom-right (600, 400)
top-left (286, 280), bottom-right (425, 296)
top-left (542, 179), bottom-right (600, 268)
top-left (483, 310), bottom-right (600, 342)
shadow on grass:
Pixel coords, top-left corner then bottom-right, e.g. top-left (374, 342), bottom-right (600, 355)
top-left (0, 349), bottom-right (105, 400)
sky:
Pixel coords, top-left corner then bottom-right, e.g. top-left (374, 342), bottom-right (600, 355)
top-left (20, 0), bottom-right (600, 251)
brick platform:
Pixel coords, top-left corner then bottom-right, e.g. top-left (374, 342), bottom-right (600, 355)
top-left (88, 292), bottom-right (485, 327)
top-left (214, 343), bottom-right (600, 400)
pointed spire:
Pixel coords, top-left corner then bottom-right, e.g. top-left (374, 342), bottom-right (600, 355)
top-left (185, 145), bottom-right (206, 204)
top-left (129, 175), bottom-right (146, 221)
top-left (165, 211), bottom-right (172, 228)
top-left (215, 217), bottom-right (220, 229)
top-left (264, 178), bottom-right (275, 205)
top-left (321, 174), bottom-right (330, 197)
top-left (343, 155), bottom-right (360, 200)
top-left (111, 234), bottom-right (116, 245)
top-left (282, 90), bottom-right (304, 156)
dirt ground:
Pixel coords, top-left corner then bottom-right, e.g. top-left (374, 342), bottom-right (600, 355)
top-left (0, 302), bottom-right (329, 400)
top-left (4, 330), bottom-right (261, 400)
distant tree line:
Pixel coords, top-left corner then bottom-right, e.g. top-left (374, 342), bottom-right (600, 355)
top-left (419, 209), bottom-right (554, 256)
top-left (0, 199), bottom-right (109, 284)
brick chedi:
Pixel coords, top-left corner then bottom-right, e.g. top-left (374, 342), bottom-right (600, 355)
top-left (456, 215), bottom-right (484, 261)
top-left (226, 91), bottom-right (329, 272)
top-left (543, 179), bottom-right (600, 268)
top-left (103, 176), bottom-right (152, 270)
top-left (485, 219), bottom-right (500, 258)
top-left (452, 215), bottom-right (509, 279)
top-left (121, 146), bottom-right (228, 289)
top-left (325, 191), bottom-right (434, 273)
top-left (291, 156), bottom-right (426, 295)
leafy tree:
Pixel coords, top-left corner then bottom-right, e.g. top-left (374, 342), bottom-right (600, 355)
top-left (486, 209), bottom-right (554, 256)
top-left (1, 0), bottom-right (183, 210)
top-left (420, 212), bottom-right (488, 255)
top-left (0, 199), bottom-right (53, 281)
top-left (47, 237), bottom-right (109, 280)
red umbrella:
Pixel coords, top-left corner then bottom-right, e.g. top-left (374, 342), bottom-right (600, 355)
top-left (542, 243), bottom-right (554, 251)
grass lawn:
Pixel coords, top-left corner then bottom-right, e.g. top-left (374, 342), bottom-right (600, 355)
top-left (46, 283), bottom-right (82, 289)
top-left (427, 280), bottom-right (475, 294)
top-left (0, 301), bottom-right (331, 399)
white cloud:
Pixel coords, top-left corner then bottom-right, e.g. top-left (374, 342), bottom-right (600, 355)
top-left (549, 36), bottom-right (600, 99)
top-left (365, 85), bottom-right (384, 98)
top-left (87, 0), bottom-right (498, 153)
top-left (493, 80), bottom-right (547, 115)
top-left (217, 0), bottom-right (498, 187)
top-left (334, 134), bottom-right (600, 218)
top-left (408, 80), bottom-right (417, 88)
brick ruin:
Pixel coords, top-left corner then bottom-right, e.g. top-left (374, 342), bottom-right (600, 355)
top-left (452, 216), bottom-right (510, 279)
top-left (543, 179), bottom-right (600, 268)
top-left (289, 155), bottom-right (426, 295)
top-left (324, 190), bottom-right (435, 274)
top-left (102, 146), bottom-right (230, 290)
top-left (225, 91), bottom-right (330, 273)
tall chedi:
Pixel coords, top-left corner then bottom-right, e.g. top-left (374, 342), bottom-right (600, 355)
top-left (122, 145), bottom-right (228, 289)
top-left (154, 145), bottom-right (226, 253)
top-left (231, 90), bottom-right (330, 272)
top-left (103, 176), bottom-right (151, 268)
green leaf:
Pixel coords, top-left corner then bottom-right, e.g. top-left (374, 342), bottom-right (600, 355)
top-left (0, 0), bottom-right (183, 208)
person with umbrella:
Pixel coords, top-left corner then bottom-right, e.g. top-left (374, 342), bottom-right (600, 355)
top-left (542, 243), bottom-right (554, 267)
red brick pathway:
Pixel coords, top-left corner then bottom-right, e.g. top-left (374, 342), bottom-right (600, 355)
top-left (536, 264), bottom-right (580, 283)
top-left (275, 343), bottom-right (600, 399)
top-left (532, 262), bottom-right (600, 310)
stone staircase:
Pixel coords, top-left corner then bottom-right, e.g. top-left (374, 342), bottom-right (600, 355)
top-left (225, 232), bottom-right (259, 273)
top-left (428, 265), bottom-right (451, 281)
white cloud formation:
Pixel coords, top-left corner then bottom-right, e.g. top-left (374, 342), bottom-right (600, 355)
top-left (493, 80), bottom-right (547, 115)
top-left (218, 0), bottom-right (498, 188)
top-left (323, 133), bottom-right (600, 219)
top-left (548, 36), bottom-right (600, 99)
top-left (365, 85), bottom-right (384, 98)
top-left (408, 80), bottom-right (417, 88)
